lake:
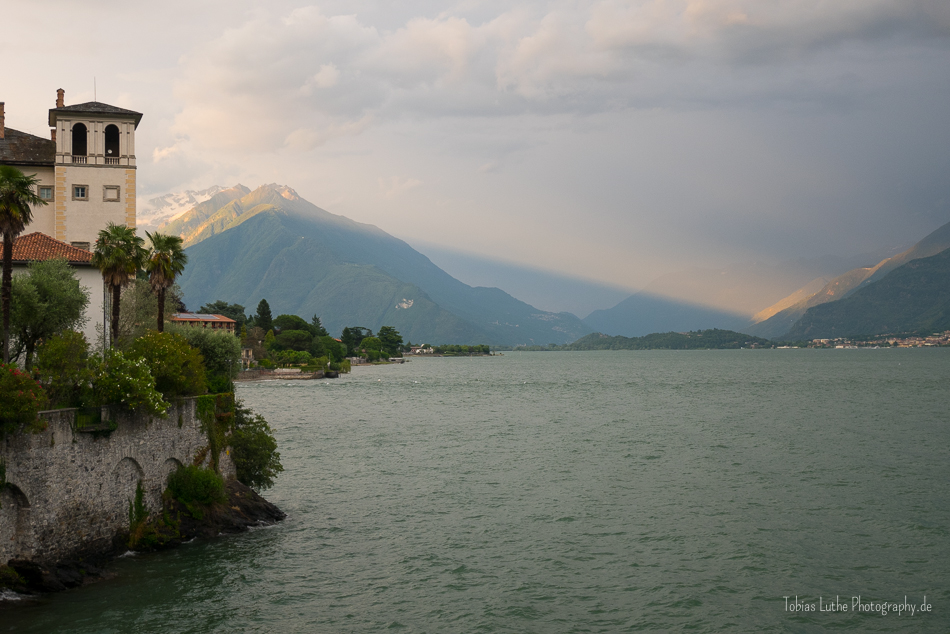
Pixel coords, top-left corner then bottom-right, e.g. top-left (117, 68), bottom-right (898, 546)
top-left (3, 350), bottom-right (949, 632)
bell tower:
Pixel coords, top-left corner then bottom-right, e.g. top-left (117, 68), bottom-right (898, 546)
top-left (48, 89), bottom-right (143, 248)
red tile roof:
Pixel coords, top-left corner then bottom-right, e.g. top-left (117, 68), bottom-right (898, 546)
top-left (170, 313), bottom-right (236, 323)
top-left (11, 232), bottom-right (93, 264)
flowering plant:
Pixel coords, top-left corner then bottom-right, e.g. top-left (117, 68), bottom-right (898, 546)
top-left (0, 363), bottom-right (47, 435)
top-left (94, 351), bottom-right (168, 417)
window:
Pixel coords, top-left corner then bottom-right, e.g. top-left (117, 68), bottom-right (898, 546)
top-left (39, 186), bottom-right (53, 201)
top-left (73, 185), bottom-right (88, 201)
top-left (103, 185), bottom-right (120, 202)
top-left (70, 242), bottom-right (91, 251)
top-left (71, 123), bottom-right (87, 156)
top-left (104, 124), bottom-right (120, 156)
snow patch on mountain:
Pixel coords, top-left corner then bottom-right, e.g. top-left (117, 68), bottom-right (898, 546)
top-left (137, 185), bottom-right (231, 231)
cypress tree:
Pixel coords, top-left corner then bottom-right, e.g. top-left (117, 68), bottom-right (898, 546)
top-left (256, 299), bottom-right (273, 334)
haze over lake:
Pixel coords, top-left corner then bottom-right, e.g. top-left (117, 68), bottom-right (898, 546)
top-left (4, 350), bottom-right (948, 632)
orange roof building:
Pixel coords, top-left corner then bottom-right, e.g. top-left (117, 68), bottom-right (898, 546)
top-left (169, 313), bottom-right (237, 335)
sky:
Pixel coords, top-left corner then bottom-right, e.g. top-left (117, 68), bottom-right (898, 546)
top-left (3, 0), bottom-right (950, 314)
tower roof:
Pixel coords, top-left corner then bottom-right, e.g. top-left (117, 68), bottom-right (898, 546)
top-left (49, 101), bottom-right (143, 128)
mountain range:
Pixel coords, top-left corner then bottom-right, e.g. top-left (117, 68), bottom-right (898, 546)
top-left (138, 185), bottom-right (240, 232)
top-left (167, 185), bottom-right (591, 346)
top-left (745, 219), bottom-right (950, 339)
top-left (156, 182), bottom-right (950, 344)
top-left (783, 247), bottom-right (950, 339)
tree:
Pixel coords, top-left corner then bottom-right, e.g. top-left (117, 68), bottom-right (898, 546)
top-left (0, 165), bottom-right (46, 363)
top-left (126, 331), bottom-right (207, 397)
top-left (199, 300), bottom-right (247, 329)
top-left (145, 231), bottom-right (187, 333)
top-left (34, 330), bottom-right (94, 408)
top-left (245, 326), bottom-right (267, 364)
top-left (311, 315), bottom-right (328, 337)
top-left (10, 258), bottom-right (89, 369)
top-left (91, 223), bottom-right (146, 348)
top-left (377, 326), bottom-right (404, 357)
top-left (341, 326), bottom-right (372, 357)
top-left (319, 336), bottom-right (346, 363)
top-left (168, 323), bottom-right (241, 393)
top-left (273, 314), bottom-right (311, 335)
top-left (117, 279), bottom-right (185, 342)
top-left (255, 299), bottom-right (273, 334)
top-left (230, 399), bottom-right (283, 491)
top-left (273, 329), bottom-right (312, 352)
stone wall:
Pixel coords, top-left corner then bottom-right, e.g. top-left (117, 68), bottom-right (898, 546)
top-left (0, 398), bottom-right (235, 565)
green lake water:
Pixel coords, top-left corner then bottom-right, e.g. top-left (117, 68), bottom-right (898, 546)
top-left (3, 350), bottom-right (949, 632)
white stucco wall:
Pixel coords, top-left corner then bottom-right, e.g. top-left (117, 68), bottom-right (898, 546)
top-left (20, 166), bottom-right (57, 238)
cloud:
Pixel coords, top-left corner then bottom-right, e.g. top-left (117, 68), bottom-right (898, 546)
top-left (164, 1), bottom-right (950, 157)
top-left (380, 176), bottom-right (424, 199)
top-left (152, 143), bottom-right (183, 162)
top-left (300, 64), bottom-right (341, 93)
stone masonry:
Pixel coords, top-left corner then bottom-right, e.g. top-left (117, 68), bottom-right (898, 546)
top-left (0, 398), bottom-right (235, 565)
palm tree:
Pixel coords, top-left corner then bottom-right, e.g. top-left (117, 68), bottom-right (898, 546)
top-left (0, 166), bottom-right (46, 363)
top-left (145, 231), bottom-right (187, 332)
top-left (91, 223), bottom-right (145, 348)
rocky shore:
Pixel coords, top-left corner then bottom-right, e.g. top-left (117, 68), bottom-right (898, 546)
top-left (1, 480), bottom-right (284, 596)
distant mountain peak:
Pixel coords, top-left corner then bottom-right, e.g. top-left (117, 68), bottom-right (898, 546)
top-left (138, 184), bottom-right (250, 231)
top-left (174, 184), bottom-right (592, 345)
top-left (258, 183), bottom-right (301, 201)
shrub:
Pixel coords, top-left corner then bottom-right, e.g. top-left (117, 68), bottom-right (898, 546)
top-left (126, 331), bottom-right (207, 397)
top-left (94, 350), bottom-right (168, 416)
top-left (167, 324), bottom-right (239, 392)
top-left (273, 349), bottom-right (312, 366)
top-left (230, 400), bottom-right (283, 491)
top-left (34, 330), bottom-right (94, 408)
top-left (0, 363), bottom-right (47, 435)
top-left (167, 464), bottom-right (226, 512)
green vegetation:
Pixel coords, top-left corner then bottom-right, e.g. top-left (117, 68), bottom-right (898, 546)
top-left (34, 331), bottom-right (94, 408)
top-left (254, 299), bottom-right (273, 333)
top-left (433, 344), bottom-right (491, 355)
top-left (92, 223), bottom-right (147, 348)
top-left (116, 278), bottom-right (185, 343)
top-left (0, 564), bottom-right (25, 590)
top-left (169, 323), bottom-right (240, 393)
top-left (1, 166), bottom-right (47, 364)
top-left (144, 231), bottom-right (188, 333)
top-left (0, 207), bottom-right (284, 498)
top-left (9, 258), bottom-right (88, 369)
top-left (562, 329), bottom-right (773, 350)
top-left (377, 326), bottom-right (404, 357)
top-left (198, 300), bottom-right (247, 329)
top-left (166, 464), bottom-right (226, 520)
top-left (0, 363), bottom-right (47, 435)
top-left (94, 350), bottom-right (168, 417)
top-left (341, 326), bottom-right (372, 356)
top-left (228, 303), bottom-right (349, 371)
top-left (127, 331), bottom-right (207, 398)
top-left (230, 400), bottom-right (284, 491)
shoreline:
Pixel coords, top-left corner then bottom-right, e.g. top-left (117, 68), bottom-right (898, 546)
top-left (1, 479), bottom-right (284, 599)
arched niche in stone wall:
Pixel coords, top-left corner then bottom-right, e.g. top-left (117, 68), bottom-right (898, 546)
top-left (0, 483), bottom-right (33, 561)
top-left (111, 457), bottom-right (146, 527)
top-left (161, 458), bottom-right (183, 488)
